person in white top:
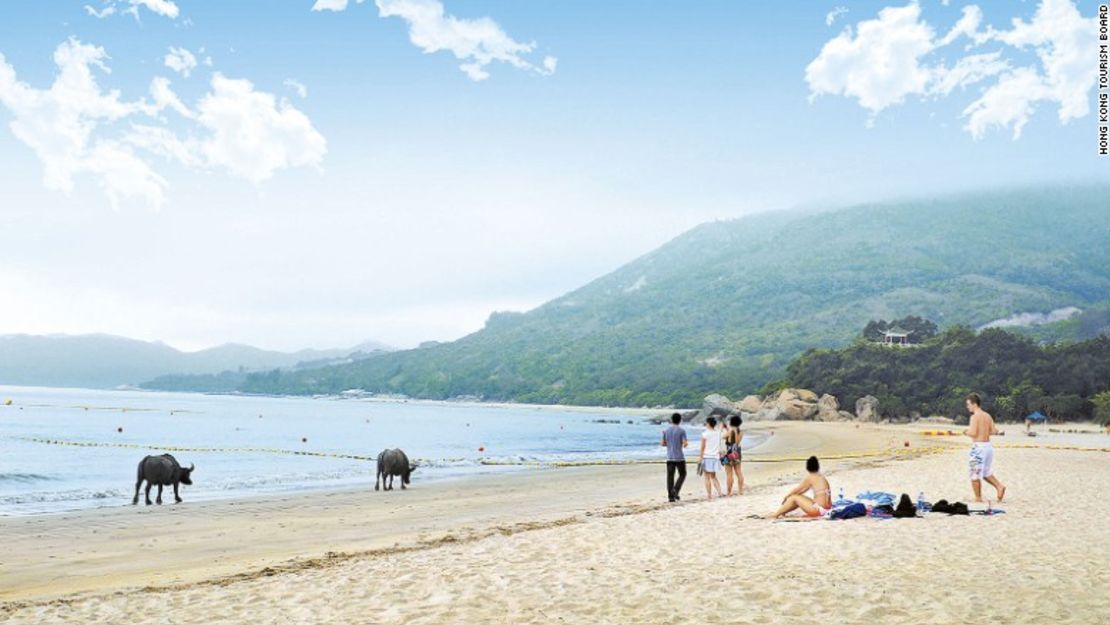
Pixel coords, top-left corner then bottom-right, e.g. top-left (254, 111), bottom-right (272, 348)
top-left (698, 417), bottom-right (723, 500)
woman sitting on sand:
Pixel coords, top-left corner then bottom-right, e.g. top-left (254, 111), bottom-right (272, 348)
top-left (698, 417), bottom-right (724, 500)
top-left (768, 456), bottom-right (832, 519)
top-left (722, 416), bottom-right (744, 496)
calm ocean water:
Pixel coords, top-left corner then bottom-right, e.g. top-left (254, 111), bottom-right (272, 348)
top-left (0, 386), bottom-right (762, 515)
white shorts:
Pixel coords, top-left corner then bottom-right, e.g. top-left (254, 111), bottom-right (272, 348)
top-left (969, 442), bottom-right (994, 480)
top-left (701, 457), bottom-right (721, 473)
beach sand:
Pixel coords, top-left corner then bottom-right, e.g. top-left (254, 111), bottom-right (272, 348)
top-left (2, 423), bottom-right (1107, 624)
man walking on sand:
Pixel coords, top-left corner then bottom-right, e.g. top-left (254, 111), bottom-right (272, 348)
top-left (661, 412), bottom-right (688, 502)
top-left (963, 392), bottom-right (1007, 503)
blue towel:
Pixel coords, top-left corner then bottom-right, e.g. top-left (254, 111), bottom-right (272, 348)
top-left (830, 502), bottom-right (868, 520)
top-left (855, 490), bottom-right (896, 506)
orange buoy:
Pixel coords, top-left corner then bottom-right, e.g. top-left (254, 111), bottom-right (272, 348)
top-left (478, 446), bottom-right (485, 452)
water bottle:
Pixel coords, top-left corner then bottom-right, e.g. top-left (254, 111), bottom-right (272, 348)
top-left (917, 491), bottom-right (925, 512)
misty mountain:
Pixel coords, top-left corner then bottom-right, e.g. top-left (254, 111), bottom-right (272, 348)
top-left (224, 186), bottom-right (1110, 406)
top-left (0, 334), bottom-right (393, 389)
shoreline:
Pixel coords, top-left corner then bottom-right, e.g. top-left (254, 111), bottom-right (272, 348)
top-left (0, 421), bottom-right (914, 606)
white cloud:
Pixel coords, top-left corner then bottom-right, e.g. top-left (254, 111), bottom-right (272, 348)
top-left (127, 74), bottom-right (326, 183)
top-left (366, 0), bottom-right (556, 81)
top-left (806, 3), bottom-right (935, 114)
top-left (982, 0), bottom-right (1095, 126)
top-left (312, 0), bottom-right (359, 11)
top-left (193, 74), bottom-right (327, 183)
top-left (283, 78), bottom-right (308, 98)
top-left (164, 46), bottom-right (197, 77)
top-left (0, 38), bottom-right (166, 208)
top-left (126, 0), bottom-right (179, 19)
top-left (806, 0), bottom-right (1098, 139)
top-left (0, 38), bottom-right (327, 208)
top-left (825, 6), bottom-right (849, 27)
top-left (937, 5), bottom-right (988, 46)
top-left (149, 75), bottom-right (194, 119)
top-left (84, 0), bottom-right (179, 20)
top-left (84, 4), bottom-right (117, 19)
top-left (930, 52), bottom-right (1010, 97)
top-left (961, 67), bottom-right (1048, 139)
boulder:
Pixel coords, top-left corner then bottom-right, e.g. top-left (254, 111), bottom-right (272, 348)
top-left (855, 395), bottom-right (880, 422)
top-left (816, 394), bottom-right (842, 421)
top-left (771, 388), bottom-right (820, 420)
top-left (838, 410), bottom-right (855, 421)
top-left (794, 389), bottom-right (819, 403)
top-left (737, 394), bottom-right (763, 414)
top-left (750, 407), bottom-right (786, 421)
top-left (688, 394), bottom-right (740, 424)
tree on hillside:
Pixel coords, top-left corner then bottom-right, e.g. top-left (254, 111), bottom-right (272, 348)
top-left (1093, 391), bottom-right (1110, 426)
top-left (780, 327), bottom-right (1110, 422)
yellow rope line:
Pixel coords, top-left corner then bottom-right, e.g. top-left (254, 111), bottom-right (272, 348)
top-left (483, 446), bottom-right (950, 467)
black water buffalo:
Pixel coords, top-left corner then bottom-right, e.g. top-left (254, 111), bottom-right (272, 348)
top-left (375, 448), bottom-right (416, 491)
top-left (132, 454), bottom-right (194, 505)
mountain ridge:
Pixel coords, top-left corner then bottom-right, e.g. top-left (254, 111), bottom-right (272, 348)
top-left (226, 185), bottom-right (1110, 406)
top-left (0, 333), bottom-right (393, 389)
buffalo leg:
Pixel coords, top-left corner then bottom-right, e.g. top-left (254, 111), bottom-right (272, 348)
top-left (133, 479), bottom-right (143, 505)
top-left (144, 482), bottom-right (153, 505)
top-left (173, 482), bottom-right (182, 503)
top-left (401, 477), bottom-right (407, 490)
top-left (375, 470), bottom-right (381, 492)
top-left (156, 484), bottom-right (163, 505)
top-left (387, 475), bottom-right (393, 491)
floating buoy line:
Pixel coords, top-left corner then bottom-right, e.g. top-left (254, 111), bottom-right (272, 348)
top-left (12, 436), bottom-right (1106, 473)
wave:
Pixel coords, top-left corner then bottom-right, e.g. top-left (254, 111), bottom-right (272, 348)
top-left (0, 487), bottom-right (124, 506)
top-left (0, 472), bottom-right (56, 483)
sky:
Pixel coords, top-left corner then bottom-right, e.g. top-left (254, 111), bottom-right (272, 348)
top-left (0, 0), bottom-right (1104, 351)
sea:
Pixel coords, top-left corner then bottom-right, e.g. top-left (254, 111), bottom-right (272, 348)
top-left (0, 385), bottom-right (762, 515)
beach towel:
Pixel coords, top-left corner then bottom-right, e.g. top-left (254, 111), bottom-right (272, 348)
top-left (869, 507), bottom-right (894, 519)
top-left (856, 490), bottom-right (896, 507)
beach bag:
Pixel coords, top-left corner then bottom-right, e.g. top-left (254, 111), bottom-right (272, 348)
top-left (893, 493), bottom-right (917, 518)
top-left (724, 432), bottom-right (741, 462)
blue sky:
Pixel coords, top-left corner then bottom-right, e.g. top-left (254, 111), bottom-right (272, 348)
top-left (0, 1), bottom-right (1103, 350)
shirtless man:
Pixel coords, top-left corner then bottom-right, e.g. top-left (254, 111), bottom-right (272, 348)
top-left (768, 456), bottom-right (832, 519)
top-left (963, 392), bottom-right (1007, 503)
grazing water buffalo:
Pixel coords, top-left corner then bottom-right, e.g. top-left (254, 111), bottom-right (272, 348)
top-left (375, 448), bottom-right (416, 491)
top-left (132, 454), bottom-right (194, 505)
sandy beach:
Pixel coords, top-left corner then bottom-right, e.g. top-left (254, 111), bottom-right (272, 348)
top-left (2, 422), bottom-right (1108, 624)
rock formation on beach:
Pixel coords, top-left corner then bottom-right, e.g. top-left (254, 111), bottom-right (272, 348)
top-left (854, 395), bottom-right (881, 422)
top-left (679, 390), bottom-right (884, 424)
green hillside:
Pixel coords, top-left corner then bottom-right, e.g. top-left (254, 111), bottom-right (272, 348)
top-left (233, 186), bottom-right (1110, 406)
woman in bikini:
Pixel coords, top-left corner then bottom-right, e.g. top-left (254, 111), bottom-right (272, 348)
top-left (722, 415), bottom-right (744, 496)
top-left (768, 456), bottom-right (832, 519)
